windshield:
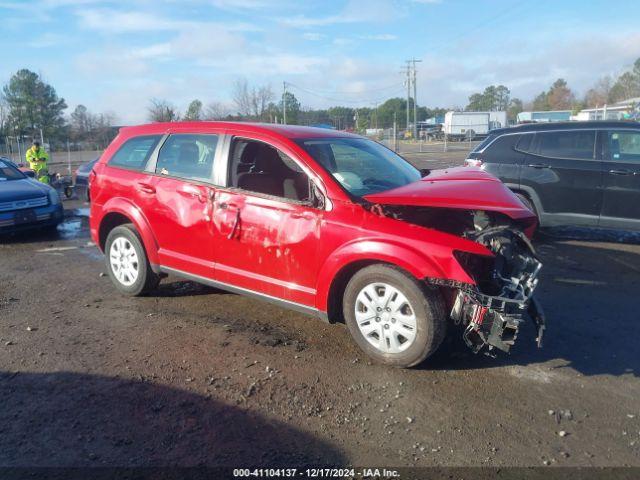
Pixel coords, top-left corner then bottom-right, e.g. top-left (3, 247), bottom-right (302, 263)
top-left (0, 159), bottom-right (25, 181)
top-left (298, 138), bottom-right (421, 196)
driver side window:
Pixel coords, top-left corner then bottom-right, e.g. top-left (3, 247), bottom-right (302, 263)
top-left (228, 138), bottom-right (311, 203)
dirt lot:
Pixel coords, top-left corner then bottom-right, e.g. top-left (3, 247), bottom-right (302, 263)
top-left (1, 153), bottom-right (640, 469)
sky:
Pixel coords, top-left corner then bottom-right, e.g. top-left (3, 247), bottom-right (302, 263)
top-left (1, 0), bottom-right (640, 124)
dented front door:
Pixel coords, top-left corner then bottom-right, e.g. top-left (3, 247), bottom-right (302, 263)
top-left (212, 189), bottom-right (322, 307)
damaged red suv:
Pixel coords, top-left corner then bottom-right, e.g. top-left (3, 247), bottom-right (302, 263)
top-left (90, 122), bottom-right (544, 367)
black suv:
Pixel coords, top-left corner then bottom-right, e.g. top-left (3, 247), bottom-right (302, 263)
top-left (465, 121), bottom-right (640, 231)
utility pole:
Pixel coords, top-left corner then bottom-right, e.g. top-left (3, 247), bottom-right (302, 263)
top-left (411, 58), bottom-right (422, 140)
top-left (404, 61), bottom-right (411, 137)
top-left (282, 81), bottom-right (287, 125)
top-left (393, 111), bottom-right (398, 152)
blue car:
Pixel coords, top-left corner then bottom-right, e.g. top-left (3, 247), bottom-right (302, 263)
top-left (0, 157), bottom-right (64, 234)
top-left (73, 158), bottom-right (98, 201)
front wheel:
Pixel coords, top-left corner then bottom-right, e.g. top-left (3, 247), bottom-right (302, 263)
top-left (105, 224), bottom-right (160, 296)
top-left (343, 264), bottom-right (446, 368)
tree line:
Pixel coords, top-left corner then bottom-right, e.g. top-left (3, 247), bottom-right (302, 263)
top-left (465, 58), bottom-right (640, 117)
top-left (148, 78), bottom-right (446, 132)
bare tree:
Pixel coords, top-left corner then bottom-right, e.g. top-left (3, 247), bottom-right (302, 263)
top-left (0, 95), bottom-right (8, 134)
top-left (232, 78), bottom-right (274, 120)
top-left (204, 101), bottom-right (231, 120)
top-left (147, 98), bottom-right (180, 122)
top-left (585, 76), bottom-right (613, 107)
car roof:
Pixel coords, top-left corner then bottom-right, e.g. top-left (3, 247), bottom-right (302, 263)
top-left (118, 121), bottom-right (360, 140)
top-left (490, 120), bottom-right (640, 136)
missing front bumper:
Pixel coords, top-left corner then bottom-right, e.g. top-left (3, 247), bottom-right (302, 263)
top-left (451, 289), bottom-right (546, 356)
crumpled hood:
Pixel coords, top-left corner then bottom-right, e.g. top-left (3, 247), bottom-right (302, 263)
top-left (363, 167), bottom-right (534, 220)
top-left (0, 178), bottom-right (51, 202)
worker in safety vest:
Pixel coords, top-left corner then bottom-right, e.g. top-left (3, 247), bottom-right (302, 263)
top-left (25, 141), bottom-right (50, 184)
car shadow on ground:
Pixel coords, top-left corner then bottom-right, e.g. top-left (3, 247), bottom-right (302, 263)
top-left (0, 371), bottom-right (345, 467)
top-left (153, 280), bottom-right (226, 298)
top-left (425, 234), bottom-right (640, 378)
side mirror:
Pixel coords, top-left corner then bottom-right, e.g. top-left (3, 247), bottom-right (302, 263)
top-left (24, 170), bottom-right (36, 178)
top-left (419, 168), bottom-right (430, 177)
top-left (311, 183), bottom-right (326, 210)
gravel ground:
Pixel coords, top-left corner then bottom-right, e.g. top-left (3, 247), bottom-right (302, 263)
top-left (1, 156), bottom-right (639, 469)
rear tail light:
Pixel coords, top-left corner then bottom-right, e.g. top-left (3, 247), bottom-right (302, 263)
top-left (465, 158), bottom-right (484, 168)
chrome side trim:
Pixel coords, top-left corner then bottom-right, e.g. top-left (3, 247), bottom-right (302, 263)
top-left (159, 265), bottom-right (324, 319)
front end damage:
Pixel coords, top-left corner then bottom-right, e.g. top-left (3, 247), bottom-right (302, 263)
top-left (374, 205), bottom-right (545, 356)
top-left (447, 224), bottom-right (545, 355)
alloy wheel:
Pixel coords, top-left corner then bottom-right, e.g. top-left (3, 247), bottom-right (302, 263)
top-left (109, 236), bottom-right (139, 287)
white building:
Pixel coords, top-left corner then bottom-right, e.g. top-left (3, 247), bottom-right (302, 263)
top-left (573, 97), bottom-right (640, 121)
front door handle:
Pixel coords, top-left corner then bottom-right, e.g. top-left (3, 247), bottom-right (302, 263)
top-left (609, 169), bottom-right (632, 176)
top-left (290, 211), bottom-right (315, 220)
top-left (177, 186), bottom-right (207, 202)
top-left (136, 182), bottom-right (155, 194)
top-left (528, 163), bottom-right (550, 169)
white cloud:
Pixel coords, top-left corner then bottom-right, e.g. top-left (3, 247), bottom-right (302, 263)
top-left (358, 34), bottom-right (397, 41)
top-left (27, 33), bottom-right (68, 48)
top-left (74, 8), bottom-right (260, 34)
top-left (279, 0), bottom-right (402, 28)
top-left (302, 32), bottom-right (324, 41)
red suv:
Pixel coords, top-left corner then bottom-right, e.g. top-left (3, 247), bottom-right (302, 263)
top-left (90, 122), bottom-right (545, 367)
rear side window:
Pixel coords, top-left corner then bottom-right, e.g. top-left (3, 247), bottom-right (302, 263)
top-left (536, 130), bottom-right (595, 160)
top-left (108, 135), bottom-right (162, 170)
top-left (608, 130), bottom-right (640, 163)
top-left (155, 134), bottom-right (219, 182)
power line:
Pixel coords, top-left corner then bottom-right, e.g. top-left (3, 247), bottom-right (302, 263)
top-left (285, 82), bottom-right (405, 106)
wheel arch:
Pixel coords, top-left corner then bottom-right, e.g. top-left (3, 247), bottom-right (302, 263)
top-left (505, 183), bottom-right (545, 224)
top-left (97, 199), bottom-right (160, 270)
top-left (316, 241), bottom-right (447, 323)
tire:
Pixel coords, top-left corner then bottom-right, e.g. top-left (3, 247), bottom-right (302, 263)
top-left (343, 264), bottom-right (446, 368)
top-left (104, 224), bottom-right (160, 296)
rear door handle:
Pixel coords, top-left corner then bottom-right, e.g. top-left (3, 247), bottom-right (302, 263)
top-left (528, 163), bottom-right (550, 169)
top-left (609, 169), bottom-right (632, 176)
top-left (136, 182), bottom-right (155, 194)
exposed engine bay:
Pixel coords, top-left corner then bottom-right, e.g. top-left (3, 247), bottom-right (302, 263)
top-left (372, 204), bottom-right (545, 356)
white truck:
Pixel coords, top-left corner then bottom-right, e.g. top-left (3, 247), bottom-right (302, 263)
top-left (488, 111), bottom-right (507, 130)
top-left (443, 112), bottom-right (490, 140)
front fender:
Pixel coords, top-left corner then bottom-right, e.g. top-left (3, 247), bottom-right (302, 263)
top-left (314, 237), bottom-right (477, 312)
top-left (94, 197), bottom-right (160, 267)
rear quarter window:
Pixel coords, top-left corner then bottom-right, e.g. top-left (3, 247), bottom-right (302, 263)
top-left (471, 134), bottom-right (497, 153)
top-left (108, 135), bottom-right (162, 170)
top-left (515, 133), bottom-right (534, 152)
top-left (482, 134), bottom-right (521, 164)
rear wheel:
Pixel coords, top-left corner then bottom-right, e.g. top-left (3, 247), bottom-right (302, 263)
top-left (105, 224), bottom-right (159, 296)
top-left (343, 264), bottom-right (446, 368)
